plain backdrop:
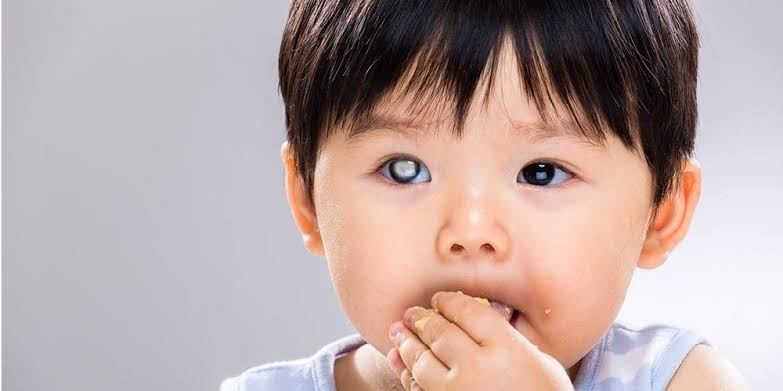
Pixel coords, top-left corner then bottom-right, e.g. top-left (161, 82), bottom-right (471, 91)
top-left (3, 0), bottom-right (782, 390)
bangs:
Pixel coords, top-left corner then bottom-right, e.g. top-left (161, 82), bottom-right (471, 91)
top-left (279, 0), bottom-right (699, 207)
top-left (279, 0), bottom-right (691, 148)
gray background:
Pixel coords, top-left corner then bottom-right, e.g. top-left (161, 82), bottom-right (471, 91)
top-left (3, 0), bottom-right (781, 390)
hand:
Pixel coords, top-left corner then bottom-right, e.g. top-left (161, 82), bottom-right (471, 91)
top-left (386, 291), bottom-right (575, 391)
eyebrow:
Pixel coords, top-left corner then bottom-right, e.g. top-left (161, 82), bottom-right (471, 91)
top-left (345, 112), bottom-right (434, 144)
top-left (344, 111), bottom-right (608, 149)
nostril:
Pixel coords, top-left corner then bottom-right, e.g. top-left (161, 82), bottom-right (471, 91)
top-left (450, 244), bottom-right (466, 255)
top-left (480, 243), bottom-right (494, 252)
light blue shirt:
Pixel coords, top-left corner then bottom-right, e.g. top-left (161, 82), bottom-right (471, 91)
top-left (220, 321), bottom-right (710, 390)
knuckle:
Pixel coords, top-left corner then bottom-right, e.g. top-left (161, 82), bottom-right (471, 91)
top-left (400, 368), bottom-right (413, 386)
top-left (426, 317), bottom-right (448, 339)
top-left (438, 291), bottom-right (460, 311)
top-left (449, 298), bottom-right (474, 320)
top-left (445, 367), bottom-right (461, 388)
top-left (429, 334), bottom-right (446, 354)
top-left (465, 353), bottom-right (484, 371)
top-left (411, 350), bottom-right (428, 375)
top-left (413, 348), bottom-right (424, 362)
top-left (411, 362), bottom-right (423, 380)
top-left (438, 292), bottom-right (464, 307)
top-left (411, 350), bottom-right (435, 378)
top-left (461, 300), bottom-right (484, 318)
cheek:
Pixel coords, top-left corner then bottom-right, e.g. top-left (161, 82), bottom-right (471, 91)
top-left (316, 187), bottom-right (430, 353)
top-left (549, 206), bottom-right (641, 309)
top-left (525, 199), bottom-right (643, 356)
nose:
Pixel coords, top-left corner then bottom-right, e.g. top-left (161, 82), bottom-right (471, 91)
top-left (436, 188), bottom-right (511, 262)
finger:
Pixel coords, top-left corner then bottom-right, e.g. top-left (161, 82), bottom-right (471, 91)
top-left (386, 348), bottom-right (405, 379)
top-left (403, 306), bottom-right (478, 368)
top-left (400, 368), bottom-right (414, 391)
top-left (392, 325), bottom-right (449, 389)
top-left (410, 349), bottom-right (447, 390)
top-left (432, 291), bottom-right (516, 347)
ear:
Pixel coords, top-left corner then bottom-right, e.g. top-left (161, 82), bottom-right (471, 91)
top-left (637, 157), bottom-right (702, 269)
top-left (280, 141), bottom-right (324, 257)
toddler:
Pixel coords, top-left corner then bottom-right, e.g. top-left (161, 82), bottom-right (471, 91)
top-left (222, 1), bottom-right (748, 390)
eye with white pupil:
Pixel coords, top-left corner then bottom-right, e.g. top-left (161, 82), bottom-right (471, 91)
top-left (389, 160), bottom-right (424, 183)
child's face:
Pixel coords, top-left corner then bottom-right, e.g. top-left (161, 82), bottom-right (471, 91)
top-left (283, 45), bottom-right (686, 372)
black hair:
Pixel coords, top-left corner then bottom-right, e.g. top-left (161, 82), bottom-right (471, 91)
top-left (278, 0), bottom-right (700, 215)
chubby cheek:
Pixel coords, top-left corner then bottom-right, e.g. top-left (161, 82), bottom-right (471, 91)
top-left (528, 213), bottom-right (640, 366)
top-left (542, 262), bottom-right (631, 367)
top-left (319, 191), bottom-right (429, 353)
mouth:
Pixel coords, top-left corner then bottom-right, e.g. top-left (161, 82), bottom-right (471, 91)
top-left (509, 308), bottom-right (520, 327)
top-left (486, 298), bottom-right (520, 328)
top-left (436, 292), bottom-right (521, 329)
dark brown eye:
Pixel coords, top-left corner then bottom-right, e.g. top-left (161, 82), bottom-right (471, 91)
top-left (518, 162), bottom-right (572, 186)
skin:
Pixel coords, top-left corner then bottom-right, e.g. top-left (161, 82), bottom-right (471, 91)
top-left (280, 41), bottom-right (744, 390)
top-left (386, 291), bottom-right (577, 390)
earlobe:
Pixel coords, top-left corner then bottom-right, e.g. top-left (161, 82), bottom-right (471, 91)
top-left (637, 157), bottom-right (702, 269)
top-left (280, 141), bottom-right (325, 257)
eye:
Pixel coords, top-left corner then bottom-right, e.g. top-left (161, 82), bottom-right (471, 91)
top-left (376, 155), bottom-right (431, 185)
top-left (517, 161), bottom-right (574, 187)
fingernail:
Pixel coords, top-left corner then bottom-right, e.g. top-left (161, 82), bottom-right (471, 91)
top-left (403, 306), bottom-right (421, 327)
top-left (394, 330), bottom-right (405, 345)
top-left (432, 292), bottom-right (442, 308)
top-left (389, 321), bottom-right (405, 341)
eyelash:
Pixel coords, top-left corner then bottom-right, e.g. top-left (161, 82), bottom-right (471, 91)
top-left (371, 154), bottom-right (578, 190)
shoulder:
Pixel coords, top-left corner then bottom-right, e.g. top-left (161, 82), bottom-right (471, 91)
top-left (220, 358), bottom-right (317, 391)
top-left (219, 333), bottom-right (366, 391)
top-left (586, 322), bottom-right (727, 390)
top-left (666, 343), bottom-right (749, 391)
